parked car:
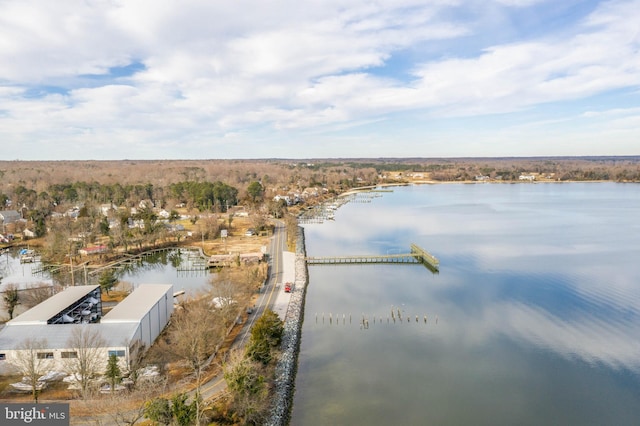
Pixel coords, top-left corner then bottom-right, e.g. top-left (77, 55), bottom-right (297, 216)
top-left (284, 282), bottom-right (292, 293)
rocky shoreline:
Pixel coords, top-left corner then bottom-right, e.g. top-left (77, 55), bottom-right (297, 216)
top-left (266, 226), bottom-right (308, 426)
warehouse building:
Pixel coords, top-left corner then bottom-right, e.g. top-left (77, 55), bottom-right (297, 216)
top-left (0, 283), bottom-right (173, 372)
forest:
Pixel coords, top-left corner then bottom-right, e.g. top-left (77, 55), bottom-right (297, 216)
top-left (2, 156), bottom-right (639, 205)
top-left (1, 156), bottom-right (639, 261)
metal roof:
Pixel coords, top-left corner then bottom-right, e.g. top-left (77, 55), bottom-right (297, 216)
top-left (0, 323), bottom-right (139, 350)
top-left (102, 284), bottom-right (173, 323)
top-left (8, 285), bottom-right (99, 325)
top-left (0, 210), bottom-right (21, 223)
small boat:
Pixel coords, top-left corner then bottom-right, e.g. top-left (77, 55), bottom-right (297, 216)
top-left (20, 249), bottom-right (37, 263)
top-left (10, 381), bottom-right (47, 392)
top-left (99, 384), bottom-right (126, 394)
top-left (38, 371), bottom-right (67, 382)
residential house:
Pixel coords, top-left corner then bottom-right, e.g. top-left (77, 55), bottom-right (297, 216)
top-left (78, 245), bottom-right (108, 256)
top-left (99, 204), bottom-right (117, 217)
top-left (0, 210), bottom-right (21, 225)
top-left (0, 210), bottom-right (21, 234)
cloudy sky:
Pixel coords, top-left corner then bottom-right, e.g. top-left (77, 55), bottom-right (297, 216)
top-left (1, 0), bottom-right (639, 160)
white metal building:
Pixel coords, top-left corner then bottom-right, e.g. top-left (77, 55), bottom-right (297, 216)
top-left (0, 283), bottom-right (173, 372)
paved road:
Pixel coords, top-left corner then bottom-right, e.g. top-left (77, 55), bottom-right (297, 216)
top-left (198, 220), bottom-right (288, 400)
top-left (68, 225), bottom-right (290, 424)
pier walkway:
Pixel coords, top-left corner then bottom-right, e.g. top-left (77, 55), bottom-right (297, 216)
top-left (305, 243), bottom-right (439, 271)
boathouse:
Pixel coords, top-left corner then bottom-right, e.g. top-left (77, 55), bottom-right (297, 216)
top-left (0, 284), bottom-right (173, 371)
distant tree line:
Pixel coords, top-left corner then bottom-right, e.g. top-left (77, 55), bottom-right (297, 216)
top-left (168, 181), bottom-right (238, 212)
top-left (3, 158), bottom-right (639, 211)
top-left (1, 158), bottom-right (639, 255)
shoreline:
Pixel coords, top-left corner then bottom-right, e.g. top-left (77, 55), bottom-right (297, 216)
top-left (335, 179), bottom-right (632, 199)
top-left (267, 225), bottom-right (308, 426)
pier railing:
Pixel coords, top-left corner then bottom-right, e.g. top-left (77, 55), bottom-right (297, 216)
top-left (305, 243), bottom-right (439, 272)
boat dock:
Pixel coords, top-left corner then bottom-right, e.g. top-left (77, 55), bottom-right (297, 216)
top-left (305, 243), bottom-right (439, 271)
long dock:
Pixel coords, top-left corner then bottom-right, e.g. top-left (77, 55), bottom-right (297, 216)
top-left (305, 243), bottom-right (439, 272)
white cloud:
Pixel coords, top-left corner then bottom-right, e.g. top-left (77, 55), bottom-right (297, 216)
top-left (408, 6), bottom-right (640, 116)
top-left (0, 0), bottom-right (639, 158)
top-left (493, 0), bottom-right (549, 6)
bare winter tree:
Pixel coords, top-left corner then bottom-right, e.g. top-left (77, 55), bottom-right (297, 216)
top-left (222, 349), bottom-right (270, 425)
top-left (196, 215), bottom-right (220, 240)
top-left (209, 270), bottom-right (240, 316)
top-left (64, 325), bottom-right (107, 399)
top-left (9, 338), bottom-right (53, 402)
top-left (249, 212), bottom-right (269, 233)
top-left (77, 374), bottom-right (168, 426)
top-left (210, 265), bottom-right (265, 315)
top-left (168, 298), bottom-right (224, 425)
top-left (21, 282), bottom-right (56, 308)
top-left (2, 283), bottom-right (20, 319)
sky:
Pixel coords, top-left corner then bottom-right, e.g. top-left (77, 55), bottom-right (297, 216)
top-left (1, 0), bottom-right (639, 160)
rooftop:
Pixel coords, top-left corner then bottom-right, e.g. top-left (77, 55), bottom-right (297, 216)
top-left (102, 284), bottom-right (173, 323)
top-left (8, 285), bottom-right (99, 325)
top-left (0, 323), bottom-right (139, 350)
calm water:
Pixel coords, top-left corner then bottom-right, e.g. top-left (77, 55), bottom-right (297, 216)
top-left (112, 249), bottom-right (213, 295)
top-left (0, 248), bottom-right (212, 296)
top-left (0, 249), bottom-right (53, 291)
top-left (291, 183), bottom-right (640, 426)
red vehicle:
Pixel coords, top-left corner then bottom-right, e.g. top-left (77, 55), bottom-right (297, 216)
top-left (284, 282), bottom-right (292, 293)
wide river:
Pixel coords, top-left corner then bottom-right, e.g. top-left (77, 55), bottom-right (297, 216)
top-left (290, 182), bottom-right (640, 426)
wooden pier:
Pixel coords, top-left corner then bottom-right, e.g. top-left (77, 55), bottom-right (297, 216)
top-left (305, 243), bottom-right (439, 272)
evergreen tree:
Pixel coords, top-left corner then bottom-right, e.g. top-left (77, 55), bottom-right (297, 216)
top-left (98, 269), bottom-right (118, 295)
top-left (99, 216), bottom-right (110, 236)
top-left (246, 309), bottom-right (283, 364)
top-left (246, 181), bottom-right (264, 204)
top-left (171, 393), bottom-right (198, 426)
top-left (104, 353), bottom-right (122, 394)
top-left (144, 398), bottom-right (172, 425)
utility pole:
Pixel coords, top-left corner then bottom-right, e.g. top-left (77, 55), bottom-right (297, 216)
top-left (69, 253), bottom-right (75, 286)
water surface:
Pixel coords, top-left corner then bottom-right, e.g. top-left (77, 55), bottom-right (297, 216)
top-left (0, 248), bottom-right (212, 295)
top-left (291, 183), bottom-right (640, 426)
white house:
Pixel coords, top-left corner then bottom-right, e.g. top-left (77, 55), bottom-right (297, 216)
top-left (99, 204), bottom-right (117, 216)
